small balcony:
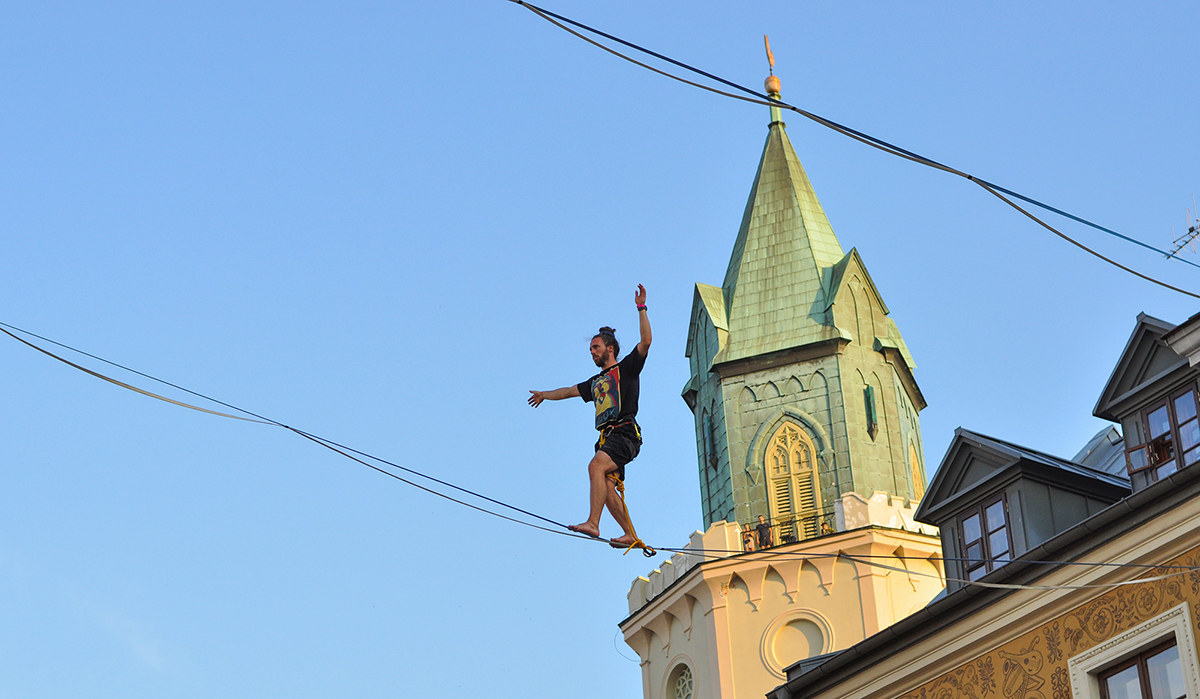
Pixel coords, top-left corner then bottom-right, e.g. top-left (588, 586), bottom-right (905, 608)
top-left (739, 511), bottom-right (836, 552)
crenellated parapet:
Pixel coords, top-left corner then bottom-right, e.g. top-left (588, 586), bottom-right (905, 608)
top-left (836, 491), bottom-right (939, 536)
top-left (628, 522), bottom-right (741, 614)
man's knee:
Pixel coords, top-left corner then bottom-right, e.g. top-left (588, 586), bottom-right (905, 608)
top-left (589, 451), bottom-right (617, 476)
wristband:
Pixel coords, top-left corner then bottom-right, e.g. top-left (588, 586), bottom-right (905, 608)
top-left (637, 304), bottom-right (648, 311)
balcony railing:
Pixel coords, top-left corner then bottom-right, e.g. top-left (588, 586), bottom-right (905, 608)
top-left (740, 511), bottom-right (836, 552)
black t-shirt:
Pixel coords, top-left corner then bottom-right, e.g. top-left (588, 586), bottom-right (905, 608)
top-left (577, 347), bottom-right (647, 430)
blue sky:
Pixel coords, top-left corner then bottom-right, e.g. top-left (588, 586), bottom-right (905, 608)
top-left (2, 2), bottom-right (1199, 697)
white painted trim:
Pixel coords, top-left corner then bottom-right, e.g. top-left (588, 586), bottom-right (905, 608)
top-left (1068, 602), bottom-right (1200, 698)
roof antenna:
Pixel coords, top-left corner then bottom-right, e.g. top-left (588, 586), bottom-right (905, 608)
top-left (1167, 195), bottom-right (1200, 259)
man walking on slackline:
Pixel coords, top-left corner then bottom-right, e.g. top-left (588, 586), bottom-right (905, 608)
top-left (528, 284), bottom-right (651, 547)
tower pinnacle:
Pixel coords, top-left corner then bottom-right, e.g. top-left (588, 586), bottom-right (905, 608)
top-left (763, 35), bottom-right (783, 123)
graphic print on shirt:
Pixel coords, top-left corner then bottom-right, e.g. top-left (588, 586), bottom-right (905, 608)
top-left (591, 367), bottom-right (621, 428)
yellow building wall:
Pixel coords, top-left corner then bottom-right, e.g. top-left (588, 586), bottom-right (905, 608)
top-left (899, 545), bottom-right (1200, 699)
top-left (623, 510), bottom-right (944, 699)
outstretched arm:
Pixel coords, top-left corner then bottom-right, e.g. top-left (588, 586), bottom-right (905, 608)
top-left (528, 385), bottom-right (581, 408)
top-left (635, 283), bottom-right (651, 357)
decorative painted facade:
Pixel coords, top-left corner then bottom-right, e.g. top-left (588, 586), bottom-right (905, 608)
top-left (894, 549), bottom-right (1200, 699)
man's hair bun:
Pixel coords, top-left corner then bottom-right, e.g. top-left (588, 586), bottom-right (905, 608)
top-left (594, 327), bottom-right (620, 357)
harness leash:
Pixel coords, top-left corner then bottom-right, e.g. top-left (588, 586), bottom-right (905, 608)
top-left (606, 472), bottom-right (654, 557)
top-left (595, 420), bottom-right (654, 557)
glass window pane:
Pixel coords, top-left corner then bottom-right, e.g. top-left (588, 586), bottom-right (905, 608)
top-left (1157, 461), bottom-right (1178, 479)
top-left (1128, 446), bottom-right (1150, 471)
top-left (1104, 664), bottom-right (1144, 699)
top-left (966, 542), bottom-right (983, 561)
top-left (994, 551), bottom-right (1011, 563)
top-left (1185, 447), bottom-right (1200, 467)
top-left (1149, 406), bottom-right (1172, 438)
top-left (968, 565), bottom-right (987, 581)
top-left (1127, 417), bottom-right (1146, 447)
top-left (1146, 644), bottom-right (1185, 699)
top-left (1176, 392), bottom-right (1197, 424)
top-left (985, 501), bottom-right (1006, 531)
top-left (990, 529), bottom-right (1009, 557)
top-left (962, 514), bottom-right (981, 543)
top-left (1151, 437), bottom-right (1175, 468)
top-left (1181, 419), bottom-right (1200, 451)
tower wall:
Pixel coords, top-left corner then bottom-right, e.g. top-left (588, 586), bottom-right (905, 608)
top-left (622, 520), bottom-right (944, 699)
top-left (718, 354), bottom-right (845, 524)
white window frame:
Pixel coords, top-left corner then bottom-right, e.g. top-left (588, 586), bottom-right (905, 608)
top-left (1068, 602), bottom-right (1200, 698)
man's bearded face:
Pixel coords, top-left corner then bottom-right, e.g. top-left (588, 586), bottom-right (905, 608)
top-left (590, 338), bottom-right (613, 367)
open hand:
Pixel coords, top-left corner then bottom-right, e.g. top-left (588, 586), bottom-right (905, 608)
top-left (528, 390), bottom-right (545, 408)
top-left (635, 284), bottom-right (647, 307)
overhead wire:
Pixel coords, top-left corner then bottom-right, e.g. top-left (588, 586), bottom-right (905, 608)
top-left (6, 319), bottom-right (1200, 590)
top-left (0, 321), bottom-right (601, 545)
top-left (656, 545), bottom-right (1200, 591)
top-left (500, 3), bottom-right (1200, 588)
top-left (660, 544), bottom-right (1198, 571)
top-left (511, 0), bottom-right (1200, 299)
top-left (3, 5), bottom-right (1192, 592)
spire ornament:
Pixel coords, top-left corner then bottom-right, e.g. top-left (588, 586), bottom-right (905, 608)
top-left (764, 35), bottom-right (781, 96)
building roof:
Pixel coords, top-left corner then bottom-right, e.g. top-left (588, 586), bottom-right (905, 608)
top-left (1094, 313), bottom-right (1185, 421)
top-left (915, 428), bottom-right (1130, 524)
top-left (716, 116), bottom-right (848, 364)
top-left (1071, 425), bottom-right (1126, 476)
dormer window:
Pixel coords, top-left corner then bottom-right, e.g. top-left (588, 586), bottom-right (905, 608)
top-left (1126, 386), bottom-right (1200, 481)
top-left (958, 495), bottom-right (1011, 581)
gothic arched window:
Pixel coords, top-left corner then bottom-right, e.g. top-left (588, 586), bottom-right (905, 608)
top-left (766, 421), bottom-right (820, 540)
top-left (909, 442), bottom-right (925, 500)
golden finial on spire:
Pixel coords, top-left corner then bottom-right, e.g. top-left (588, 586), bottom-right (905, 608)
top-left (764, 35), bottom-right (781, 95)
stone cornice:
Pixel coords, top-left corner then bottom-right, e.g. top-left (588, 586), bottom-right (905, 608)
top-left (711, 337), bottom-right (848, 381)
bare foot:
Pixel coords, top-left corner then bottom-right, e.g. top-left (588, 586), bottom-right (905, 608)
top-left (569, 522), bottom-right (600, 538)
top-left (609, 534), bottom-right (637, 548)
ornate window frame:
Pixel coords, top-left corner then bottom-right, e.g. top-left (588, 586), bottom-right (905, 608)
top-left (663, 657), bottom-right (696, 699)
top-left (1068, 602), bottom-right (1200, 698)
top-left (765, 421), bottom-right (820, 542)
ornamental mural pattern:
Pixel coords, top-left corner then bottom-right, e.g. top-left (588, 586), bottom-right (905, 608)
top-left (898, 550), bottom-right (1200, 699)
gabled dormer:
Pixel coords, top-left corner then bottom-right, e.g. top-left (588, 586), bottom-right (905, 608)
top-left (1095, 313), bottom-right (1200, 491)
top-left (914, 429), bottom-right (1129, 591)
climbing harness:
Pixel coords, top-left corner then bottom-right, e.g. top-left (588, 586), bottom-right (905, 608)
top-left (597, 419), bottom-right (641, 447)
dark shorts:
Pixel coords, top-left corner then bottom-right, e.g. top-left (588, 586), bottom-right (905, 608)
top-left (595, 423), bottom-right (641, 481)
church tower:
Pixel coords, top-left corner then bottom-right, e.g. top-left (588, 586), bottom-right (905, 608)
top-left (622, 66), bottom-right (943, 699)
top-left (682, 75), bottom-right (927, 535)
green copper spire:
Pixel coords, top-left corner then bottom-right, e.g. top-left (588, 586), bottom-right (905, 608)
top-left (718, 77), bottom-right (848, 365)
top-left (684, 67), bottom-right (928, 532)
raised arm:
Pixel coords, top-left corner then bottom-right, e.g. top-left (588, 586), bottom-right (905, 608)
top-left (528, 385), bottom-right (581, 408)
top-left (635, 283), bottom-right (651, 357)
